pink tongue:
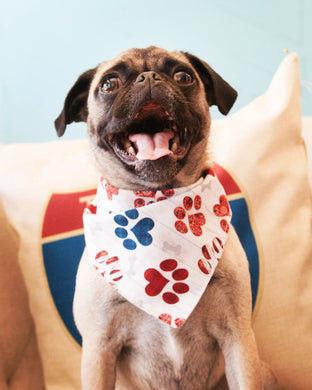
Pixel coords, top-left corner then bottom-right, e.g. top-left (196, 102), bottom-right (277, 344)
top-left (129, 131), bottom-right (174, 160)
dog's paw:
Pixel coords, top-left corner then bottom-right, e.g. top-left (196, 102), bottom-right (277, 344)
top-left (174, 195), bottom-right (206, 236)
top-left (114, 209), bottom-right (154, 250)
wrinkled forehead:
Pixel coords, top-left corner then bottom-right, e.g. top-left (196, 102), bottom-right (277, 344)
top-left (110, 46), bottom-right (188, 70)
top-left (91, 47), bottom-right (190, 88)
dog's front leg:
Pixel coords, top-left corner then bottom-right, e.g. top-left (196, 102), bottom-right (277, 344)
top-left (210, 227), bottom-right (265, 390)
top-left (74, 253), bottom-right (120, 390)
top-left (218, 329), bottom-right (263, 390)
top-left (81, 340), bottom-right (117, 390)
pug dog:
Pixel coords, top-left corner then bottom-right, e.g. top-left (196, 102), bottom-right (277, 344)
top-left (55, 46), bottom-right (278, 390)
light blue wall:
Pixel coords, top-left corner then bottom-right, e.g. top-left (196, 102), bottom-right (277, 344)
top-left (1, 0), bottom-right (311, 143)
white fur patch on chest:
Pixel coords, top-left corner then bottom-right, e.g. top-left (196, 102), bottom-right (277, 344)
top-left (165, 328), bottom-right (184, 377)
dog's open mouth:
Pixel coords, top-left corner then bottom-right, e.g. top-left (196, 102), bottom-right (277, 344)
top-left (107, 101), bottom-right (190, 163)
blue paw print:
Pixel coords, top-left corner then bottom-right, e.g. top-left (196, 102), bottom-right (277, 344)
top-left (114, 209), bottom-right (155, 250)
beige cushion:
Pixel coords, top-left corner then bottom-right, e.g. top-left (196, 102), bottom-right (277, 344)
top-left (0, 140), bottom-right (98, 389)
top-left (0, 202), bottom-right (45, 389)
top-left (210, 52), bottom-right (312, 390)
top-left (302, 116), bottom-right (312, 188)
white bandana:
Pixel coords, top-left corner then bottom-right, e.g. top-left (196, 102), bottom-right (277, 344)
top-left (83, 170), bottom-right (231, 328)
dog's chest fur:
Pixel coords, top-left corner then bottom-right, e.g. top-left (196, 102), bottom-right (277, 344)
top-left (115, 303), bottom-right (222, 390)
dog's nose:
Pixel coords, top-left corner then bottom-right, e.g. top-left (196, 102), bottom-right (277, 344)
top-left (135, 71), bottom-right (162, 84)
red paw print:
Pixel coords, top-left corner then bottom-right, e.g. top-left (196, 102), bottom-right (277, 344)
top-left (220, 219), bottom-right (229, 233)
top-left (213, 195), bottom-right (230, 233)
top-left (198, 238), bottom-right (223, 274)
top-left (158, 313), bottom-right (186, 328)
top-left (94, 250), bottom-right (123, 283)
top-left (133, 190), bottom-right (156, 198)
top-left (134, 189), bottom-right (175, 208)
top-left (105, 183), bottom-right (119, 200)
top-left (156, 189), bottom-right (175, 202)
top-left (85, 203), bottom-right (97, 214)
top-left (144, 259), bottom-right (189, 304)
top-left (198, 245), bottom-right (213, 275)
top-left (213, 195), bottom-right (230, 217)
top-left (174, 195), bottom-right (206, 236)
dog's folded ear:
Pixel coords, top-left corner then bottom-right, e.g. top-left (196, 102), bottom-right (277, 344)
top-left (184, 52), bottom-right (238, 115)
top-left (54, 68), bottom-right (96, 137)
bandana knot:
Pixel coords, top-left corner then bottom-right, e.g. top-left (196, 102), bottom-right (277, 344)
top-left (83, 170), bottom-right (231, 328)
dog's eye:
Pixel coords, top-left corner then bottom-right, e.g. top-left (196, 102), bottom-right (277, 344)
top-left (173, 71), bottom-right (193, 85)
top-left (101, 77), bottom-right (122, 92)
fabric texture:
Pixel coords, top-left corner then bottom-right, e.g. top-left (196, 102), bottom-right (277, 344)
top-left (84, 173), bottom-right (231, 327)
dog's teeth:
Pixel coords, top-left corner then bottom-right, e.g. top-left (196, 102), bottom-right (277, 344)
top-left (125, 138), bottom-right (136, 155)
top-left (171, 141), bottom-right (178, 152)
top-left (128, 146), bottom-right (136, 155)
top-left (124, 139), bottom-right (136, 155)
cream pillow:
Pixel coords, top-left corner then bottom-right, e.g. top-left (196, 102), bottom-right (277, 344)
top-left (0, 52), bottom-right (310, 390)
top-left (0, 140), bottom-right (98, 389)
top-left (302, 116), bottom-right (312, 188)
top-left (0, 202), bottom-right (45, 388)
top-left (210, 52), bottom-right (312, 390)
